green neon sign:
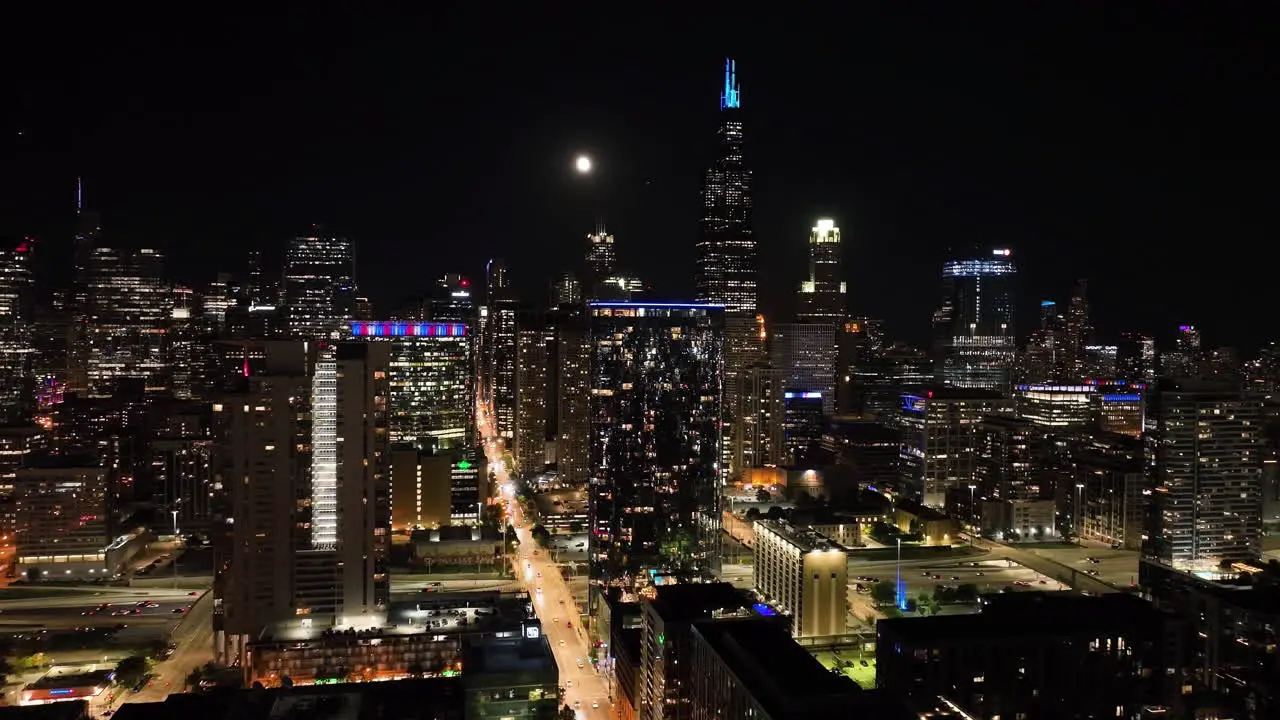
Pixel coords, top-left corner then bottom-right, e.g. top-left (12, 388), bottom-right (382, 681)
top-left (457, 459), bottom-right (472, 470)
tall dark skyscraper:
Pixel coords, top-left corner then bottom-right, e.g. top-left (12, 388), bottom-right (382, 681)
top-left (67, 178), bottom-right (101, 394)
top-left (695, 59), bottom-right (754, 314)
top-left (1064, 278), bottom-right (1091, 381)
top-left (697, 59), bottom-right (762, 478)
top-left (932, 248), bottom-right (1017, 393)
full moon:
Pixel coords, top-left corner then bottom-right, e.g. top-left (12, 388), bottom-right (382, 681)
top-left (575, 155), bottom-right (592, 173)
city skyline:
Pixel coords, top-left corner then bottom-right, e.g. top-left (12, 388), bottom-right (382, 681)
top-left (1, 10), bottom-right (1277, 716)
top-left (3, 8), bottom-right (1272, 348)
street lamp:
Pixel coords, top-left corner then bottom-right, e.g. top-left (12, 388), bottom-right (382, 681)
top-left (967, 485), bottom-right (977, 543)
top-left (170, 509), bottom-right (180, 589)
top-left (1074, 483), bottom-right (1085, 544)
top-left (574, 155), bottom-right (592, 174)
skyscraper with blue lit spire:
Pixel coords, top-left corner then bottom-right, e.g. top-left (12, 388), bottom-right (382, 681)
top-left (698, 59), bottom-right (763, 478)
top-left (696, 58), bottom-right (755, 313)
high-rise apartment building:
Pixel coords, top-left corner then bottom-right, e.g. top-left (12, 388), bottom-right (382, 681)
top-left (729, 363), bottom-right (786, 472)
top-left (0, 238), bottom-right (34, 424)
top-left (1146, 379), bottom-right (1263, 573)
top-left (485, 259), bottom-right (518, 441)
top-left (753, 520), bottom-right (848, 638)
top-left (311, 343), bottom-right (391, 625)
top-left (933, 248), bottom-right (1017, 393)
top-left (348, 321), bottom-right (473, 452)
top-left (553, 305), bottom-right (591, 486)
top-left (589, 302), bottom-right (724, 589)
top-left (213, 341), bottom-right (312, 665)
top-left (213, 341), bottom-right (391, 665)
top-left (796, 219), bottom-right (845, 324)
top-left (282, 228), bottom-right (356, 339)
top-left (85, 246), bottom-right (171, 395)
top-left (515, 312), bottom-right (553, 478)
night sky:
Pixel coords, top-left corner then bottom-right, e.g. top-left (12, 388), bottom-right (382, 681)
top-left (4, 7), bottom-right (1274, 348)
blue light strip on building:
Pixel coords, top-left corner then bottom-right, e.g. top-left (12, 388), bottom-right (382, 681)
top-left (1101, 394), bottom-right (1142, 402)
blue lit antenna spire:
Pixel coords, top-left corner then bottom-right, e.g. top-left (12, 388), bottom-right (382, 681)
top-left (720, 58), bottom-right (740, 110)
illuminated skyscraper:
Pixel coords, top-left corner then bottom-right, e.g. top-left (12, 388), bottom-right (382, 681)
top-left (933, 248), bottom-right (1017, 393)
top-left (697, 59), bottom-right (761, 477)
top-left (348, 321), bottom-right (473, 452)
top-left (588, 302), bottom-right (724, 589)
top-left (1146, 380), bottom-right (1262, 573)
top-left (85, 246), bottom-right (171, 395)
top-left (586, 228), bottom-right (616, 281)
top-left (306, 342), bottom-right (391, 625)
top-left (485, 259), bottom-right (518, 441)
top-left (695, 58), bottom-right (755, 314)
top-left (797, 219), bottom-right (845, 324)
top-left (282, 227), bottom-right (356, 339)
top-left (514, 312), bottom-right (553, 478)
top-left (0, 238), bottom-right (34, 423)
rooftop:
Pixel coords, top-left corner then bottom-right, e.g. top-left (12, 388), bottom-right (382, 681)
top-left (692, 619), bottom-right (909, 719)
top-left (648, 583), bottom-right (753, 622)
top-left (254, 591), bottom-right (528, 644)
top-left (878, 592), bottom-right (1166, 644)
top-left (756, 519), bottom-right (846, 554)
top-left (462, 635), bottom-right (557, 680)
top-left (110, 678), bottom-right (465, 720)
top-left (27, 665), bottom-right (114, 690)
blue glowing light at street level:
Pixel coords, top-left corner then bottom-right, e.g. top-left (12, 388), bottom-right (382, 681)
top-left (1041, 300), bottom-right (1056, 306)
top-left (721, 58), bottom-right (741, 110)
top-left (752, 602), bottom-right (776, 617)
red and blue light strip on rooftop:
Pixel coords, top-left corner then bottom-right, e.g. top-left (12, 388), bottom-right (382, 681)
top-left (349, 321), bottom-right (468, 337)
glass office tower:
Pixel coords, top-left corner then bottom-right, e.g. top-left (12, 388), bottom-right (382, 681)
top-left (933, 248), bottom-right (1017, 393)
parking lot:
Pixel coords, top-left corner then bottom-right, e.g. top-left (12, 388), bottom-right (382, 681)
top-left (845, 554), bottom-right (1066, 626)
top-left (1013, 543), bottom-right (1140, 588)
